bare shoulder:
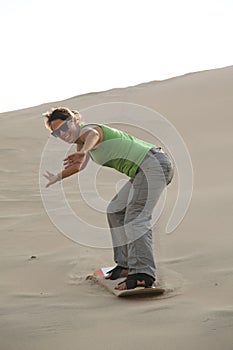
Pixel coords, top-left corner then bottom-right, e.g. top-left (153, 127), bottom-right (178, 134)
top-left (80, 124), bottom-right (103, 144)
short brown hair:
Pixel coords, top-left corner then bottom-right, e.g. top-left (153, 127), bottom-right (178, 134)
top-left (43, 107), bottom-right (81, 131)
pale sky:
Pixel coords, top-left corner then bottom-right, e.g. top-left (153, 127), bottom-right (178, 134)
top-left (0, 0), bottom-right (232, 113)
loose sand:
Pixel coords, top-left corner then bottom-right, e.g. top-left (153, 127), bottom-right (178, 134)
top-left (0, 66), bottom-right (232, 350)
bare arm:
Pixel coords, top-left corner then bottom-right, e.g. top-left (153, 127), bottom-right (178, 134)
top-left (78, 127), bottom-right (102, 153)
top-left (44, 127), bottom-right (102, 187)
top-left (63, 127), bottom-right (102, 171)
top-left (61, 140), bottom-right (90, 177)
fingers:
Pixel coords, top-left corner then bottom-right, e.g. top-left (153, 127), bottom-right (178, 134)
top-left (63, 155), bottom-right (74, 167)
top-left (44, 171), bottom-right (54, 178)
top-left (43, 171), bottom-right (54, 180)
top-left (43, 171), bottom-right (57, 188)
top-left (63, 154), bottom-right (85, 169)
top-left (64, 153), bottom-right (76, 161)
top-left (63, 158), bottom-right (72, 164)
top-left (63, 152), bottom-right (86, 162)
top-left (63, 159), bottom-right (73, 169)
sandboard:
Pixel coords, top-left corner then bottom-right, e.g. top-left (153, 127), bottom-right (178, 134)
top-left (88, 267), bottom-right (165, 297)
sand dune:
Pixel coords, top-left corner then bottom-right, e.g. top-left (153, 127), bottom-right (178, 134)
top-left (0, 66), bottom-right (232, 350)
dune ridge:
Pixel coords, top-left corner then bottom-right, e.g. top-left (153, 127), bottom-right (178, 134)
top-left (0, 66), bottom-right (232, 350)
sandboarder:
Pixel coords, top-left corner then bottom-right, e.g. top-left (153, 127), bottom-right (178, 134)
top-left (43, 106), bottom-right (174, 290)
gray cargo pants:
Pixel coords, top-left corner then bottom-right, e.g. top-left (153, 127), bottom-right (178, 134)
top-left (107, 148), bottom-right (174, 279)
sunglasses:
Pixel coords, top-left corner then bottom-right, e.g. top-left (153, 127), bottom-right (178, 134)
top-left (51, 117), bottom-right (72, 137)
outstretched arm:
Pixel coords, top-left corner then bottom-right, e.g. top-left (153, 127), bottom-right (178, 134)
top-left (44, 126), bottom-right (102, 188)
top-left (63, 127), bottom-right (102, 170)
top-left (43, 161), bottom-right (84, 188)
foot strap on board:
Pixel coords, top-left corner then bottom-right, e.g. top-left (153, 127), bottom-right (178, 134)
top-left (106, 265), bottom-right (129, 280)
top-left (117, 273), bottom-right (155, 289)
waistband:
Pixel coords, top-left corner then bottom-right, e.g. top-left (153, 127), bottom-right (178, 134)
top-left (149, 147), bottom-right (165, 154)
top-left (135, 147), bottom-right (166, 176)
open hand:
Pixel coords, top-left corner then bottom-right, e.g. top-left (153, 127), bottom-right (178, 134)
top-left (63, 151), bottom-right (87, 169)
top-left (43, 171), bottom-right (60, 188)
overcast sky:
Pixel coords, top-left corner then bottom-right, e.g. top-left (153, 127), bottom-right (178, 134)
top-left (0, 0), bottom-right (232, 113)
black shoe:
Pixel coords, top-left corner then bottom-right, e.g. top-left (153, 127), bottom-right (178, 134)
top-left (117, 273), bottom-right (155, 289)
top-left (105, 265), bottom-right (129, 280)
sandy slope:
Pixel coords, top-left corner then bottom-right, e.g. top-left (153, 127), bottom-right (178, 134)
top-left (0, 66), bottom-right (232, 350)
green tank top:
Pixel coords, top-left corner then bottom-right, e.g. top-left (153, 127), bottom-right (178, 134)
top-left (81, 124), bottom-right (154, 178)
